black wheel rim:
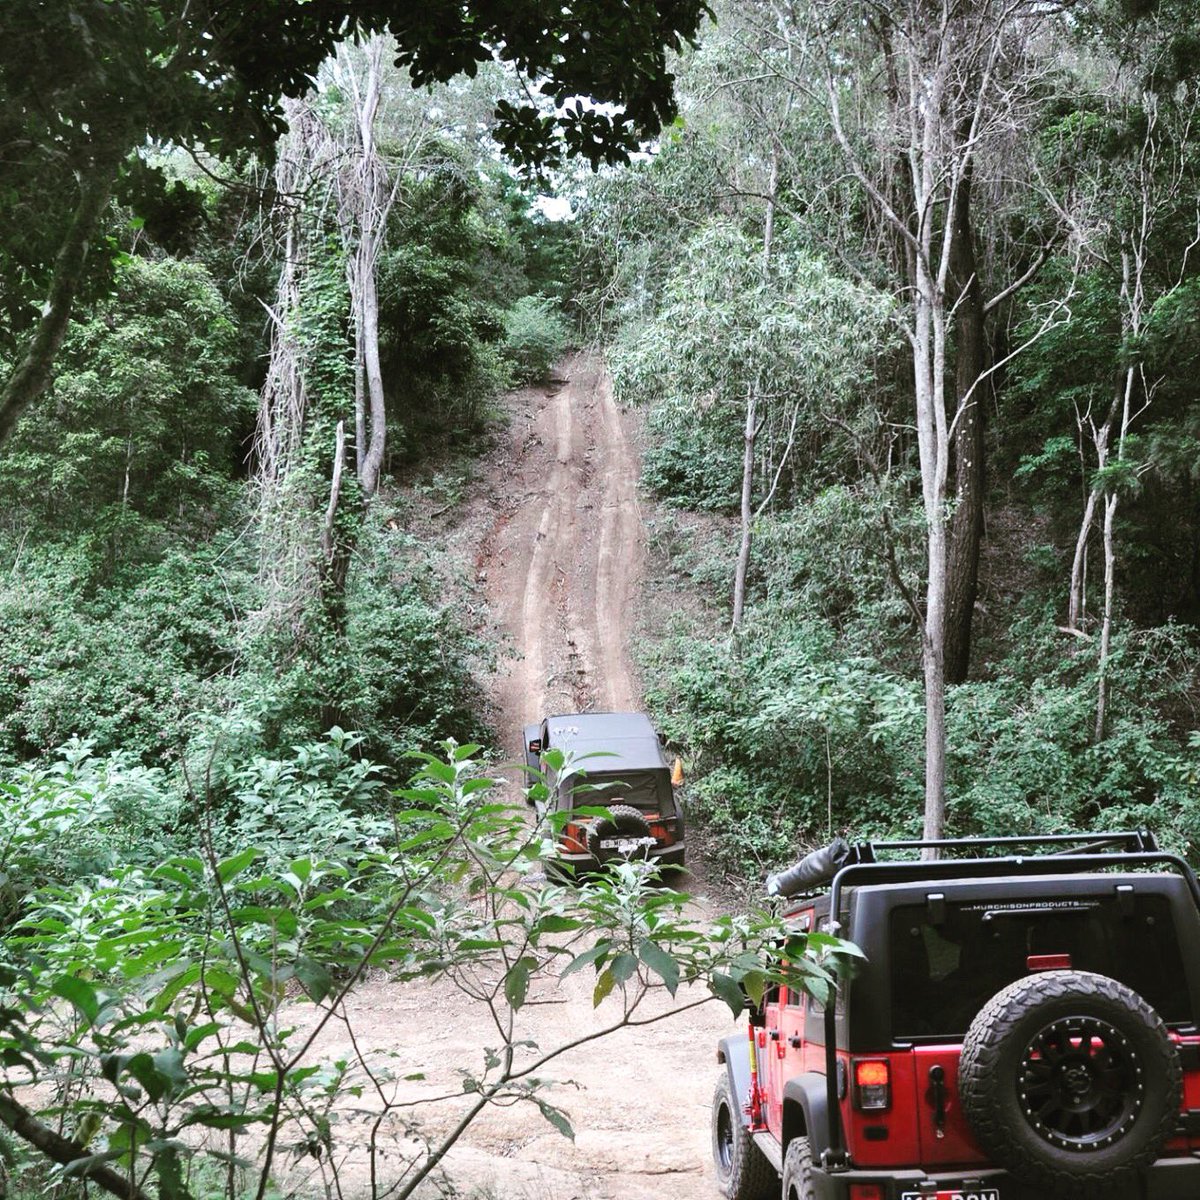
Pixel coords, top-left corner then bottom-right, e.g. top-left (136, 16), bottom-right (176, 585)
top-left (716, 1101), bottom-right (734, 1172)
top-left (1018, 1015), bottom-right (1143, 1151)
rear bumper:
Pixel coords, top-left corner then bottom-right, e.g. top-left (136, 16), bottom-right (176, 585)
top-left (554, 843), bottom-right (686, 871)
top-left (808, 1156), bottom-right (1200, 1199)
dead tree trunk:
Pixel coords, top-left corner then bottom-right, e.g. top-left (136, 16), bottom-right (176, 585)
top-left (339, 38), bottom-right (397, 499)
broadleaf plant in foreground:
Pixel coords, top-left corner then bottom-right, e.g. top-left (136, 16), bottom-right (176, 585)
top-left (0, 741), bottom-right (858, 1200)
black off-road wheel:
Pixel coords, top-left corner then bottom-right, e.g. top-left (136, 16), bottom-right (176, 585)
top-left (711, 1075), bottom-right (775, 1200)
top-left (781, 1136), bottom-right (816, 1200)
top-left (959, 970), bottom-right (1181, 1196)
top-left (586, 803), bottom-right (654, 864)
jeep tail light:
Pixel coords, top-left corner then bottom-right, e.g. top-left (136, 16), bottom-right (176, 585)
top-left (853, 1059), bottom-right (891, 1111)
top-left (561, 823), bottom-right (586, 853)
top-left (527, 738), bottom-right (542, 753)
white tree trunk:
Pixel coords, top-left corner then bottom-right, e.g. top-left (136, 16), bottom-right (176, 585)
top-left (731, 146), bottom-right (779, 631)
top-left (1068, 484), bottom-right (1099, 632)
top-left (340, 39), bottom-right (392, 498)
top-left (733, 384), bottom-right (757, 630)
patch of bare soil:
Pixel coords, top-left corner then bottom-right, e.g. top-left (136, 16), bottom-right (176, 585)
top-left (282, 354), bottom-right (738, 1200)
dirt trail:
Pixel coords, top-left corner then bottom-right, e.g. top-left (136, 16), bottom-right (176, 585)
top-left (483, 352), bottom-right (645, 737)
top-left (288, 356), bottom-right (735, 1200)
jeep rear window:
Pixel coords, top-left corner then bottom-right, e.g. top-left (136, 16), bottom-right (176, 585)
top-left (578, 771), bottom-right (667, 812)
top-left (888, 893), bottom-right (1189, 1040)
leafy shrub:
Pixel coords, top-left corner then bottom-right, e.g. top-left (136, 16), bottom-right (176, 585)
top-left (500, 295), bottom-right (571, 384)
top-left (0, 739), bottom-right (180, 926)
top-left (0, 536), bottom-right (257, 763)
top-left (0, 743), bottom-right (860, 1200)
top-left (643, 613), bottom-right (924, 877)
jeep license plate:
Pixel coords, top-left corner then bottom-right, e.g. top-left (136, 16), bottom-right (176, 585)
top-left (900, 1190), bottom-right (999, 1200)
top-left (598, 836), bottom-right (656, 853)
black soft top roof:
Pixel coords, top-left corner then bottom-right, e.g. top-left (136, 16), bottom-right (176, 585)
top-left (546, 712), bottom-right (669, 776)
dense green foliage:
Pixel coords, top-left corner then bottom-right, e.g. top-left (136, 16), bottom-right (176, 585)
top-left (583, 0), bottom-right (1200, 874)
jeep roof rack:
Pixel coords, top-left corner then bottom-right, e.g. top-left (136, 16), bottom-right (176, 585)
top-left (766, 830), bottom-right (1169, 899)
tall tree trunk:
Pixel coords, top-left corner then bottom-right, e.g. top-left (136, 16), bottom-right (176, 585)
top-left (944, 166), bottom-right (986, 684)
top-left (341, 40), bottom-right (390, 498)
top-left (358, 251), bottom-right (386, 495)
top-left (1095, 359), bottom-right (1136, 740)
top-left (1095, 489), bottom-right (1118, 742)
top-left (1068, 485), bottom-right (1098, 631)
top-left (731, 145), bottom-right (779, 630)
top-left (0, 149), bottom-right (122, 448)
top-left (733, 383), bottom-right (757, 630)
top-left (914, 229), bottom-right (952, 846)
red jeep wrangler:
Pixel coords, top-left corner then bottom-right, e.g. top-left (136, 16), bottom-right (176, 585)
top-left (713, 832), bottom-right (1200, 1199)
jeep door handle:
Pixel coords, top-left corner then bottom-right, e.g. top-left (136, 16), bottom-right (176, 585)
top-left (768, 1030), bottom-right (780, 1040)
top-left (788, 1035), bottom-right (803, 1048)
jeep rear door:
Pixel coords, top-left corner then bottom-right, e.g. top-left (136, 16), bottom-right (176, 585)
top-left (887, 884), bottom-right (1193, 1165)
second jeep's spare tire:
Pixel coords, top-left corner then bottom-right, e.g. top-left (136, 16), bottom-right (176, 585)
top-left (958, 969), bottom-right (1181, 1196)
top-left (587, 804), bottom-right (653, 863)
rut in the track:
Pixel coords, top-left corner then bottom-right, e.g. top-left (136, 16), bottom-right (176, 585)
top-left (481, 353), bottom-right (645, 745)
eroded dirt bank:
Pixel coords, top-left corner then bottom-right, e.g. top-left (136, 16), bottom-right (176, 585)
top-left (284, 356), bottom-right (735, 1200)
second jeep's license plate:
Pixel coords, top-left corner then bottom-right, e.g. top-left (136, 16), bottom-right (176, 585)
top-left (599, 836), bottom-right (656, 852)
top-left (900, 1190), bottom-right (999, 1200)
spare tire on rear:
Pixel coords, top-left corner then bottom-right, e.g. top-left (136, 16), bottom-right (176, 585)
top-left (958, 969), bottom-right (1181, 1196)
top-left (586, 804), bottom-right (653, 864)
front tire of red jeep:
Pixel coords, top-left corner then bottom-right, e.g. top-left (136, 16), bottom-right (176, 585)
top-left (959, 969), bottom-right (1181, 1197)
top-left (780, 1136), bottom-right (816, 1200)
top-left (711, 1076), bottom-right (776, 1200)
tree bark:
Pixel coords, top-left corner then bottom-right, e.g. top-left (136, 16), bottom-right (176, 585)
top-left (1095, 489), bottom-right (1118, 742)
top-left (0, 1090), bottom-right (151, 1200)
top-left (732, 383), bottom-right (757, 630)
top-left (731, 145), bottom-right (779, 631)
top-left (944, 166), bottom-right (986, 685)
top-left (0, 149), bottom-right (122, 449)
top-left (1068, 482), bottom-right (1099, 632)
top-left (357, 254), bottom-right (386, 495)
top-left (342, 41), bottom-right (390, 498)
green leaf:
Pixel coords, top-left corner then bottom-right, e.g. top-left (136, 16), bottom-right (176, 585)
top-left (561, 941), bottom-right (610, 980)
top-left (592, 968), bottom-right (616, 1007)
top-left (739, 969), bottom-right (766, 1008)
top-left (294, 958), bottom-right (334, 1004)
top-left (709, 972), bottom-right (746, 1017)
top-left (637, 940), bottom-right (680, 996)
top-left (505, 957), bottom-right (535, 1011)
top-left (216, 848), bottom-right (259, 883)
top-left (609, 952), bottom-right (638, 985)
top-left (536, 1098), bottom-right (575, 1141)
top-left (52, 976), bottom-right (99, 1024)
top-left (533, 914), bottom-right (583, 935)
